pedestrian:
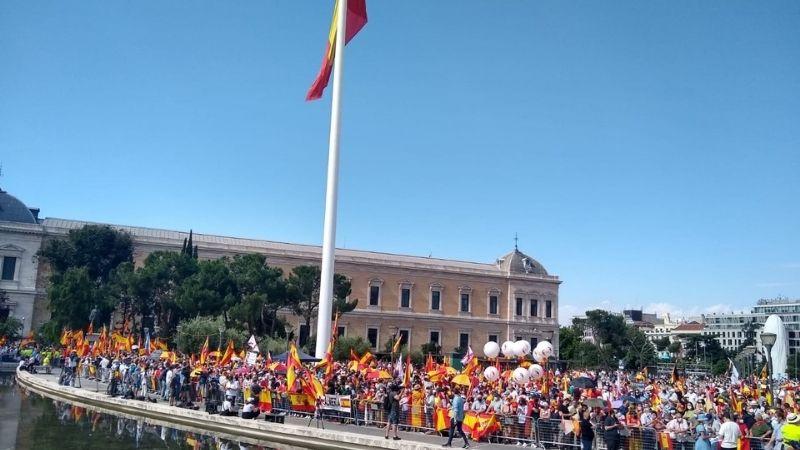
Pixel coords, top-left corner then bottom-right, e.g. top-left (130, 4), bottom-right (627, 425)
top-left (443, 387), bottom-right (470, 448)
top-left (384, 384), bottom-right (402, 440)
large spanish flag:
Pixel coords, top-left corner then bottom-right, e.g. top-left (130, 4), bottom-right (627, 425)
top-left (306, 0), bottom-right (368, 101)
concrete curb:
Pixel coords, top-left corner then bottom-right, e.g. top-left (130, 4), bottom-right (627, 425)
top-left (15, 370), bottom-right (440, 450)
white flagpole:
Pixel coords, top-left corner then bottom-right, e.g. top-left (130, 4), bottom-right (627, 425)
top-left (315, 0), bottom-right (347, 359)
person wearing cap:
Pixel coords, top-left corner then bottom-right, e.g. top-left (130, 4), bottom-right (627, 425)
top-left (695, 414), bottom-right (713, 450)
top-left (782, 413), bottom-right (800, 450)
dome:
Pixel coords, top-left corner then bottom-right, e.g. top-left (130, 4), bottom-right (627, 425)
top-left (496, 249), bottom-right (548, 276)
top-left (0, 189), bottom-right (37, 224)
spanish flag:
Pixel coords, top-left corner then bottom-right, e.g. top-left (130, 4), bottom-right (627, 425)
top-left (392, 333), bottom-right (403, 354)
top-left (199, 336), bottom-right (209, 365)
top-left (218, 340), bottom-right (234, 366)
top-left (287, 342), bottom-right (302, 392)
top-left (306, 0), bottom-right (368, 101)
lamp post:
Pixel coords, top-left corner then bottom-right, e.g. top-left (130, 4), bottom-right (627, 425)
top-left (761, 331), bottom-right (777, 400)
top-left (218, 325), bottom-right (225, 351)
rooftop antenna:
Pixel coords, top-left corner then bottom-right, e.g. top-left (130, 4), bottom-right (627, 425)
top-left (514, 232), bottom-right (519, 251)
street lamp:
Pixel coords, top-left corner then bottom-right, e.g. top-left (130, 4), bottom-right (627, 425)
top-left (218, 325), bottom-right (225, 350)
top-left (761, 332), bottom-right (777, 400)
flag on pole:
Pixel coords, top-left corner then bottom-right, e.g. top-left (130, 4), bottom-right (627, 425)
top-left (306, 0), bottom-right (368, 101)
top-left (403, 353), bottom-right (412, 388)
top-left (287, 342), bottom-right (302, 392)
top-left (461, 345), bottom-right (475, 366)
top-left (199, 337), bottom-right (210, 365)
top-left (729, 358), bottom-right (740, 384)
top-left (392, 333), bottom-right (403, 354)
top-left (247, 335), bottom-right (260, 353)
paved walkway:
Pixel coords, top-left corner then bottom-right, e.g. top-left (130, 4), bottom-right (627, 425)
top-left (27, 370), bottom-right (530, 450)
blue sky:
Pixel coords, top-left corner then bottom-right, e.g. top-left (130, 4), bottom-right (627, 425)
top-left (1, 1), bottom-right (798, 323)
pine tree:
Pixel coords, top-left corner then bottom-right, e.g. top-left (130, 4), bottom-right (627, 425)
top-left (192, 245), bottom-right (198, 260)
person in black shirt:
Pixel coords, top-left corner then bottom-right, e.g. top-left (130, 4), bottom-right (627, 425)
top-left (580, 409), bottom-right (595, 450)
top-left (604, 410), bottom-right (622, 450)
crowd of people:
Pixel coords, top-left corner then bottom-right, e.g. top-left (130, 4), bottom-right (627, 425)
top-left (6, 338), bottom-right (800, 450)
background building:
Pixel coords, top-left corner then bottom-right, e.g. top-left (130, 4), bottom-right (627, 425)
top-left (0, 189), bottom-right (561, 356)
top-left (703, 298), bottom-right (800, 355)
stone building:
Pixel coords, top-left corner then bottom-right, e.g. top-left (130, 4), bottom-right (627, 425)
top-left (0, 189), bottom-right (561, 356)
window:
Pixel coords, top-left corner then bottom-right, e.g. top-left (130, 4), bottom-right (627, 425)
top-left (399, 329), bottom-right (410, 348)
top-left (530, 299), bottom-right (538, 317)
top-left (1, 257), bottom-right (16, 281)
top-left (530, 337), bottom-right (538, 348)
top-left (369, 285), bottom-right (380, 306)
top-left (299, 324), bottom-right (310, 347)
top-left (431, 290), bottom-right (441, 311)
top-left (400, 288), bottom-right (411, 308)
top-left (515, 298), bottom-right (523, 316)
top-left (460, 293), bottom-right (470, 312)
top-left (545, 300), bottom-right (552, 318)
top-left (429, 331), bottom-right (440, 345)
top-left (337, 326), bottom-right (346, 338)
top-left (367, 327), bottom-right (379, 349)
top-left (459, 333), bottom-right (469, 350)
top-left (489, 295), bottom-right (498, 315)
top-left (488, 334), bottom-right (498, 343)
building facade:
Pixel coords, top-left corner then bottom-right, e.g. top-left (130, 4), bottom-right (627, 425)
top-left (0, 190), bottom-right (561, 356)
top-left (702, 298), bottom-right (800, 355)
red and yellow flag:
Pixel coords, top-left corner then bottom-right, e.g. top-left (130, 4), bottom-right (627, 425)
top-left (218, 340), bottom-right (235, 366)
top-left (199, 336), bottom-right (210, 365)
top-left (287, 342), bottom-right (302, 392)
top-left (306, 0), bottom-right (368, 101)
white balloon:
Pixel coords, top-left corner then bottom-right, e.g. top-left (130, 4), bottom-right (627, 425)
top-left (532, 347), bottom-right (545, 362)
top-left (512, 367), bottom-right (530, 383)
top-left (483, 366), bottom-right (500, 382)
top-left (528, 364), bottom-right (544, 380)
top-left (514, 340), bottom-right (531, 356)
top-left (512, 341), bottom-right (528, 357)
top-left (483, 341), bottom-right (501, 359)
top-left (536, 341), bottom-right (554, 358)
top-left (501, 340), bottom-right (517, 357)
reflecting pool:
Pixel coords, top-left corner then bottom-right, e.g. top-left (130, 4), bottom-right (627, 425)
top-left (0, 374), bottom-right (305, 450)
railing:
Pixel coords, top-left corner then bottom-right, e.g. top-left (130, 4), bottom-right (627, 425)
top-left (47, 372), bottom-right (777, 450)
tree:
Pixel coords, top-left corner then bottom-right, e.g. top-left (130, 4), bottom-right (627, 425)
top-left (39, 225), bottom-right (133, 284)
top-left (175, 315), bottom-right (246, 354)
top-left (738, 319), bottom-right (760, 352)
top-left (624, 326), bottom-right (656, 370)
top-left (654, 337), bottom-right (671, 352)
top-left (176, 259), bottom-right (236, 319)
top-left (558, 326), bottom-right (582, 361)
top-left (225, 254), bottom-right (288, 337)
top-left (0, 316), bottom-right (23, 340)
top-left (333, 336), bottom-right (371, 361)
top-left (421, 342), bottom-right (441, 356)
top-left (38, 225), bottom-right (134, 336)
top-left (286, 265), bottom-right (354, 346)
top-left (668, 341), bottom-right (683, 355)
top-left (47, 267), bottom-right (98, 330)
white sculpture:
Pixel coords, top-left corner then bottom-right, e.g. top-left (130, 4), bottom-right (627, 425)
top-left (483, 341), bottom-right (501, 359)
top-left (763, 315), bottom-right (789, 379)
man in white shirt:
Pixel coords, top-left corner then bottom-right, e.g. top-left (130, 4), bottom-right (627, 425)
top-left (717, 414), bottom-right (742, 449)
top-left (666, 410), bottom-right (691, 450)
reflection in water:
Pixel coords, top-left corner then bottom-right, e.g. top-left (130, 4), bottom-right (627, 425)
top-left (0, 375), bottom-right (301, 450)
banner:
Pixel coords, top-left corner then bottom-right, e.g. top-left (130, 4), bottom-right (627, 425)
top-left (246, 351), bottom-right (258, 366)
top-left (321, 394), bottom-right (352, 413)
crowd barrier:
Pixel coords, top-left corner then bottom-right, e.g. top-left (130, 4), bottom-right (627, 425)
top-left (65, 372), bottom-right (777, 450)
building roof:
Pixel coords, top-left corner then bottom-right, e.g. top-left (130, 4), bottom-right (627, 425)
top-left (673, 321), bottom-right (704, 332)
top-left (0, 189), bottom-right (37, 224)
top-left (496, 249), bottom-right (549, 276)
top-left (39, 217), bottom-right (560, 281)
